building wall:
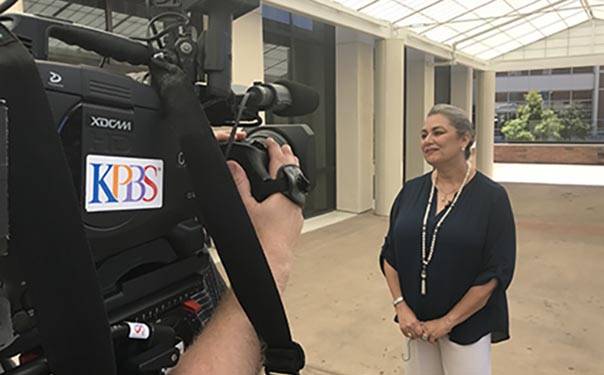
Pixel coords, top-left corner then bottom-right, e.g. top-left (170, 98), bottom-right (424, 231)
top-left (495, 66), bottom-right (603, 140)
top-left (496, 73), bottom-right (594, 92)
top-left (495, 144), bottom-right (604, 165)
top-left (233, 9), bottom-right (264, 87)
top-left (7, 0), bottom-right (23, 12)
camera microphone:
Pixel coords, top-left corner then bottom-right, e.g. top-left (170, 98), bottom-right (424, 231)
top-left (245, 80), bottom-right (320, 117)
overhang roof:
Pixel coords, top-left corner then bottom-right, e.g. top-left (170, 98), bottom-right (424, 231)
top-left (333, 0), bottom-right (602, 60)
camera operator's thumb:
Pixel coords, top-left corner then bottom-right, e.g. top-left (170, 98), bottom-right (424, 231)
top-left (227, 160), bottom-right (255, 207)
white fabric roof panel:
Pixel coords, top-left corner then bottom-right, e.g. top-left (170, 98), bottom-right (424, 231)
top-left (333, 0), bottom-right (596, 60)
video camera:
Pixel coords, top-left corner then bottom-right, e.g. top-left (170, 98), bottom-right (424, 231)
top-left (0, 0), bottom-right (317, 373)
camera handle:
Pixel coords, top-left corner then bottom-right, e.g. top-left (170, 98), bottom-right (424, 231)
top-left (0, 13), bottom-right (151, 65)
top-left (222, 142), bottom-right (310, 207)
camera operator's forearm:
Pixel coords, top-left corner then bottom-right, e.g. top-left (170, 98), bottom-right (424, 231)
top-left (171, 290), bottom-right (262, 375)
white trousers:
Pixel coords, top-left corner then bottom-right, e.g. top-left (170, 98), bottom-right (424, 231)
top-left (403, 334), bottom-right (491, 375)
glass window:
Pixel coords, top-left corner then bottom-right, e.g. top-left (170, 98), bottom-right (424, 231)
top-left (509, 92), bottom-right (526, 101)
top-left (264, 43), bottom-right (290, 81)
top-left (263, 10), bottom-right (336, 218)
top-left (552, 68), bottom-right (571, 74)
top-left (598, 92), bottom-right (604, 120)
top-left (495, 92), bottom-right (508, 102)
top-left (496, 72), bottom-right (508, 77)
top-left (434, 66), bottom-right (450, 105)
top-left (508, 70), bottom-right (529, 76)
top-left (551, 91), bottom-right (570, 100)
top-left (112, 12), bottom-right (149, 40)
top-left (598, 90), bottom-right (604, 120)
top-left (262, 5), bottom-right (290, 24)
top-left (530, 69), bottom-right (550, 76)
top-left (292, 14), bottom-right (313, 31)
top-left (572, 90), bottom-right (592, 100)
top-left (572, 66), bottom-right (593, 74)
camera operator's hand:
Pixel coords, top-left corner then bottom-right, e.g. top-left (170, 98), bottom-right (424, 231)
top-left (226, 137), bottom-right (303, 292)
top-left (213, 128), bottom-right (246, 142)
top-left (172, 139), bottom-right (302, 375)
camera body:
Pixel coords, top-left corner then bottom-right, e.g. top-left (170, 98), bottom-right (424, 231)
top-left (0, 58), bottom-right (223, 358)
top-left (0, 100), bottom-right (7, 254)
top-left (0, 2), bottom-right (316, 369)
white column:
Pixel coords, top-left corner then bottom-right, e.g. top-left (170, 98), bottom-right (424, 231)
top-left (475, 70), bottom-right (496, 177)
top-left (450, 65), bottom-right (473, 118)
top-left (375, 39), bottom-right (405, 216)
top-left (405, 49), bottom-right (434, 181)
top-left (232, 8), bottom-right (264, 87)
top-left (336, 30), bottom-right (374, 213)
top-left (593, 66), bottom-right (599, 137)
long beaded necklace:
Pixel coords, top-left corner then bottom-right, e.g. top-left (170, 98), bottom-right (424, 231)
top-left (420, 162), bottom-right (472, 296)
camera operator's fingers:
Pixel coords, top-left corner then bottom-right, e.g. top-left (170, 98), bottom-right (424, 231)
top-left (226, 161), bottom-right (255, 207)
top-left (213, 129), bottom-right (246, 142)
top-left (281, 144), bottom-right (293, 156)
top-left (265, 138), bottom-right (285, 178)
top-left (281, 144), bottom-right (300, 166)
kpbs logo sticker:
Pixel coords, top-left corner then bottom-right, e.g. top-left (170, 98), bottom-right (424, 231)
top-left (85, 155), bottom-right (163, 212)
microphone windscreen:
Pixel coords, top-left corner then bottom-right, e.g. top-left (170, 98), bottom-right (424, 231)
top-left (274, 80), bottom-right (320, 117)
top-left (50, 25), bottom-right (152, 66)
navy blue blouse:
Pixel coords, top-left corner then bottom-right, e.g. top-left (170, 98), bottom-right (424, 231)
top-left (380, 171), bottom-right (516, 345)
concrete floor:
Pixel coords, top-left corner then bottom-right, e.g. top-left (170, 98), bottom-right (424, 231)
top-left (285, 183), bottom-right (604, 375)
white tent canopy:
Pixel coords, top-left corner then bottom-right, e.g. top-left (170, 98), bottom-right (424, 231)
top-left (333, 0), bottom-right (603, 60)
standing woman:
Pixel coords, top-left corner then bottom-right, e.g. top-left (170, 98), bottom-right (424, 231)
top-left (380, 104), bottom-right (516, 375)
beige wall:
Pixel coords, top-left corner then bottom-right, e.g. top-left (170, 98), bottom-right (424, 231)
top-left (232, 8), bottom-right (264, 88)
top-left (450, 65), bottom-right (473, 118)
top-left (405, 49), bottom-right (434, 181)
top-left (7, 0), bottom-right (23, 12)
top-left (374, 39), bottom-right (405, 216)
top-left (336, 36), bottom-right (374, 213)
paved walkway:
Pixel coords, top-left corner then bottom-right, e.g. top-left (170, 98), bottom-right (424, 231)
top-left (286, 182), bottom-right (604, 374)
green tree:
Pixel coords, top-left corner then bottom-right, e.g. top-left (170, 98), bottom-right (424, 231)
top-left (500, 117), bottom-right (535, 141)
top-left (501, 91), bottom-right (563, 141)
top-left (557, 105), bottom-right (591, 140)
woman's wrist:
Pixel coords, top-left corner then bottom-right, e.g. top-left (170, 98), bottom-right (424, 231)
top-left (395, 300), bottom-right (411, 314)
top-left (392, 296), bottom-right (405, 307)
top-left (442, 313), bottom-right (458, 328)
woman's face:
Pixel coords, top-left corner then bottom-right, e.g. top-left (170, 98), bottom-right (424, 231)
top-left (421, 114), bottom-right (468, 166)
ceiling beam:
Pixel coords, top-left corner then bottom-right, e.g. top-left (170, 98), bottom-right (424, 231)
top-left (453, 0), bottom-right (571, 48)
top-left (416, 0), bottom-right (497, 35)
top-left (392, 0), bottom-right (442, 25)
top-left (580, 0), bottom-right (595, 20)
top-left (400, 30), bottom-right (490, 70)
top-left (358, 0), bottom-right (379, 12)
